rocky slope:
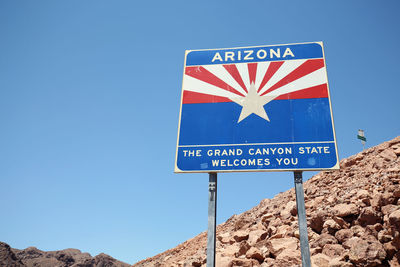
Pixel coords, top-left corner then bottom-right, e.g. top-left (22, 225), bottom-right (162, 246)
top-left (0, 242), bottom-right (130, 267)
top-left (133, 136), bottom-right (400, 267)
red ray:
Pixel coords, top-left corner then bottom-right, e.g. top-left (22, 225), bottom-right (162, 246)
top-left (261, 59), bottom-right (325, 96)
top-left (182, 91), bottom-right (232, 104)
top-left (275, 84), bottom-right (328, 100)
top-left (182, 84), bottom-right (328, 104)
top-left (185, 66), bottom-right (245, 97)
top-left (248, 63), bottom-right (257, 85)
top-left (223, 64), bottom-right (248, 93)
top-left (257, 61), bottom-right (284, 93)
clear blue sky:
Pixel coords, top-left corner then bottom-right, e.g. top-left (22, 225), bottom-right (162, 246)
top-left (1, 0), bottom-right (399, 264)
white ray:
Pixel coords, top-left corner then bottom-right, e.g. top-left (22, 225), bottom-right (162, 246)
top-left (258, 59), bottom-right (306, 95)
top-left (254, 62), bottom-right (270, 91)
top-left (236, 63), bottom-right (251, 91)
top-left (183, 75), bottom-right (243, 99)
top-left (265, 68), bottom-right (327, 97)
top-left (229, 68), bottom-right (327, 123)
top-left (203, 65), bottom-right (247, 96)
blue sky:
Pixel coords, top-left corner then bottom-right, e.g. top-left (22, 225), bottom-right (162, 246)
top-left (1, 0), bottom-right (399, 264)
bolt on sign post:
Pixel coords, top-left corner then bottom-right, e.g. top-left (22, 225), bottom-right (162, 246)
top-left (175, 42), bottom-right (339, 267)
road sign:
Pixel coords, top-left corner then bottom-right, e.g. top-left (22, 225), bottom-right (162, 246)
top-left (357, 129), bottom-right (366, 142)
top-left (175, 42), bottom-right (339, 172)
top-left (358, 129), bottom-right (366, 150)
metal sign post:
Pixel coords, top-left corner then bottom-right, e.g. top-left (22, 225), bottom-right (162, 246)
top-left (294, 171), bottom-right (311, 267)
top-left (207, 173), bottom-right (217, 267)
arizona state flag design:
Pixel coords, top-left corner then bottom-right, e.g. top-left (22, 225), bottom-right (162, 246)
top-left (175, 42), bottom-right (339, 172)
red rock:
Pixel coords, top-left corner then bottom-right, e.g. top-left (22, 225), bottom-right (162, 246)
top-left (384, 241), bottom-right (397, 259)
top-left (382, 192), bottom-right (396, 205)
top-left (322, 244), bottom-right (345, 258)
top-left (328, 258), bottom-right (353, 267)
top-left (260, 258), bottom-right (275, 266)
top-left (233, 230), bottom-right (250, 242)
top-left (332, 203), bottom-right (358, 217)
top-left (261, 213), bottom-right (274, 225)
top-left (322, 219), bottom-right (341, 234)
top-left (332, 216), bottom-right (349, 229)
top-left (350, 225), bottom-right (366, 237)
top-left (311, 233), bottom-right (338, 249)
top-left (246, 247), bottom-right (264, 263)
top-left (231, 258), bottom-right (260, 267)
top-left (335, 229), bottom-right (353, 243)
top-left (280, 201), bottom-right (297, 220)
top-left (356, 189), bottom-right (369, 200)
top-left (234, 217), bottom-right (252, 230)
top-left (342, 237), bottom-right (361, 249)
top-left (381, 204), bottom-right (399, 216)
top-left (371, 192), bottom-right (384, 208)
top-left (222, 243), bottom-right (240, 257)
top-left (216, 254), bottom-right (232, 267)
top-left (294, 229), bottom-right (318, 241)
top-left (393, 187), bottom-right (400, 198)
top-left (393, 145), bottom-right (400, 156)
top-left (311, 253), bottom-right (331, 267)
top-left (236, 241), bottom-right (251, 257)
top-left (310, 247), bottom-right (322, 256)
top-left (266, 237), bottom-right (298, 257)
top-left (348, 238), bottom-right (386, 266)
top-left (248, 230), bottom-right (268, 246)
top-left (389, 256), bottom-right (400, 267)
top-left (218, 232), bottom-right (234, 245)
top-left (389, 210), bottom-right (400, 229)
top-left (357, 206), bottom-right (382, 226)
top-left (270, 225), bottom-right (294, 239)
top-left (274, 248), bottom-right (301, 266)
top-left (378, 230), bottom-right (392, 243)
top-left (309, 210), bottom-right (326, 233)
top-left (379, 149), bottom-right (397, 161)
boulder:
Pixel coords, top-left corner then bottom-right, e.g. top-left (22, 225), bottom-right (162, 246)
top-left (357, 206), bottom-right (382, 226)
top-left (266, 237), bottom-right (298, 257)
top-left (309, 210), bottom-right (326, 233)
top-left (248, 230), bottom-right (268, 246)
top-left (218, 232), bottom-right (234, 244)
top-left (328, 258), bottom-right (353, 267)
top-left (246, 247), bottom-right (264, 263)
top-left (274, 248), bottom-right (301, 266)
top-left (389, 210), bottom-right (400, 230)
top-left (233, 230), bottom-right (250, 242)
top-left (322, 244), bottom-right (346, 259)
top-left (335, 229), bottom-right (353, 243)
top-left (230, 258), bottom-right (260, 267)
top-left (332, 203), bottom-right (358, 217)
top-left (348, 238), bottom-right (386, 266)
top-left (236, 241), bottom-right (251, 257)
top-left (322, 219), bottom-right (341, 235)
top-left (379, 149), bottom-right (397, 161)
top-left (311, 233), bottom-right (338, 249)
top-left (311, 253), bottom-right (331, 267)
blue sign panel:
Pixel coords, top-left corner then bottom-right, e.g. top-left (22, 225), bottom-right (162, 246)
top-left (175, 42), bottom-right (339, 172)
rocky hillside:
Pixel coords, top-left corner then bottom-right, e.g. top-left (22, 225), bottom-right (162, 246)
top-left (133, 136), bottom-right (400, 267)
top-left (0, 242), bottom-right (130, 267)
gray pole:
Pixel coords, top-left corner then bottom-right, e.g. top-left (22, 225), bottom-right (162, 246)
top-left (294, 171), bottom-right (311, 267)
top-left (207, 172), bottom-right (217, 267)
